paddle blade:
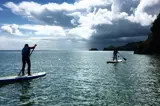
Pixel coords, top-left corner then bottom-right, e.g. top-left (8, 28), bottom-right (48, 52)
top-left (123, 58), bottom-right (127, 61)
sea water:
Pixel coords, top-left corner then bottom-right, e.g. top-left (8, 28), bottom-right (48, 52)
top-left (0, 50), bottom-right (160, 106)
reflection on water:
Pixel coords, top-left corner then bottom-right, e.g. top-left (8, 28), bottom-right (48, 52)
top-left (19, 81), bottom-right (33, 106)
top-left (0, 51), bottom-right (160, 106)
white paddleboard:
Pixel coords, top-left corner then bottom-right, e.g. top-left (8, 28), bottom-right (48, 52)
top-left (0, 72), bottom-right (46, 84)
top-left (107, 60), bottom-right (123, 63)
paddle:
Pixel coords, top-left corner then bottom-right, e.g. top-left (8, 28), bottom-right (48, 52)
top-left (118, 52), bottom-right (127, 61)
top-left (29, 48), bottom-right (35, 57)
top-left (18, 45), bottom-right (36, 76)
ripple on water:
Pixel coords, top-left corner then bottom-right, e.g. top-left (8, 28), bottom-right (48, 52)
top-left (0, 51), bottom-right (160, 106)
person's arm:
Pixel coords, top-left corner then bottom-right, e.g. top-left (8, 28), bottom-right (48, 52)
top-left (29, 44), bottom-right (37, 49)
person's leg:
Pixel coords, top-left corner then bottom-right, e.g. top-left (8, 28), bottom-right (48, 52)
top-left (22, 57), bottom-right (26, 75)
top-left (115, 55), bottom-right (118, 61)
top-left (113, 55), bottom-right (115, 61)
top-left (26, 57), bottom-right (31, 75)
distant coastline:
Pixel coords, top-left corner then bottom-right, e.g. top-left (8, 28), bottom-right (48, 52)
top-left (89, 41), bottom-right (142, 51)
top-left (89, 48), bottom-right (98, 51)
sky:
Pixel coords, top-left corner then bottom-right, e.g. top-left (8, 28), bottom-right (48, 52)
top-left (0, 0), bottom-right (160, 50)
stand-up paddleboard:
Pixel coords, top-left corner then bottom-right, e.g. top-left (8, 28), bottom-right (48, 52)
top-left (0, 72), bottom-right (46, 84)
top-left (107, 60), bottom-right (123, 63)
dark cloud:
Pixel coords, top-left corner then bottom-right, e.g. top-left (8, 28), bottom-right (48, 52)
top-left (31, 9), bottom-right (75, 28)
top-left (88, 19), bottom-right (151, 49)
top-left (122, 1), bottom-right (139, 14)
top-left (113, 0), bottom-right (140, 14)
top-left (144, 3), bottom-right (160, 15)
top-left (88, 36), bottom-right (147, 50)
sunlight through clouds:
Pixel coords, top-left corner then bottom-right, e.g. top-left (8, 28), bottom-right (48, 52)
top-left (1, 0), bottom-right (160, 49)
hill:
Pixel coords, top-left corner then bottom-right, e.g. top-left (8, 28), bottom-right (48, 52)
top-left (134, 13), bottom-right (160, 54)
top-left (103, 42), bottom-right (142, 51)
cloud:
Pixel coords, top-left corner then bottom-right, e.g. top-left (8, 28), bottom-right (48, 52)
top-left (1, 24), bottom-right (23, 36)
top-left (2, 0), bottom-right (160, 50)
top-left (111, 0), bottom-right (140, 13)
top-left (19, 24), bottom-right (66, 37)
top-left (4, 0), bottom-right (158, 27)
top-left (0, 36), bottom-right (20, 50)
top-left (3, 0), bottom-right (112, 28)
top-left (3, 1), bottom-right (75, 27)
top-left (89, 19), bottom-right (151, 48)
top-left (0, 7), bottom-right (3, 11)
top-left (126, 0), bottom-right (160, 26)
top-left (1, 24), bottom-right (66, 37)
top-left (0, 35), bottom-right (88, 50)
top-left (1, 24), bottom-right (93, 40)
top-left (67, 26), bottom-right (95, 39)
top-left (136, 0), bottom-right (160, 14)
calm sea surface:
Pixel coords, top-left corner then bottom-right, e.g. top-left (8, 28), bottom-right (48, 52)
top-left (0, 50), bottom-right (160, 106)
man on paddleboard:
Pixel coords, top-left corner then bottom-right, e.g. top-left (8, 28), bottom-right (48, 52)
top-left (113, 48), bottom-right (119, 61)
top-left (21, 44), bottom-right (37, 76)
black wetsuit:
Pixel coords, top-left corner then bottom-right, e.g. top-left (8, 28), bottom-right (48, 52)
top-left (21, 47), bottom-right (31, 75)
top-left (113, 49), bottom-right (118, 61)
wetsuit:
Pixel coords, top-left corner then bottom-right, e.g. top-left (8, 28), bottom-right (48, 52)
top-left (21, 46), bottom-right (34, 75)
top-left (113, 49), bottom-right (118, 61)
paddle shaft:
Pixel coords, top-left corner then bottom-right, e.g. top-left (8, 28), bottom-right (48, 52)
top-left (18, 48), bottom-right (35, 76)
top-left (29, 48), bottom-right (35, 57)
top-left (118, 52), bottom-right (127, 61)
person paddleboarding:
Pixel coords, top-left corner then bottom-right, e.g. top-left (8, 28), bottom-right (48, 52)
top-left (113, 48), bottom-right (119, 61)
top-left (21, 44), bottom-right (37, 76)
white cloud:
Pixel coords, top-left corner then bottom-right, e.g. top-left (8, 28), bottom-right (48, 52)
top-left (0, 35), bottom-right (88, 50)
top-left (0, 7), bottom-right (3, 11)
top-left (20, 24), bottom-right (95, 39)
top-left (2, 0), bottom-right (160, 49)
top-left (127, 12), bottom-right (157, 26)
top-left (1, 24), bottom-right (23, 36)
top-left (19, 24), bottom-right (66, 37)
top-left (0, 36), bottom-right (35, 50)
top-left (136, 0), bottom-right (160, 13)
top-left (126, 0), bottom-right (160, 26)
top-left (111, 0), bottom-right (122, 13)
top-left (4, 0), bottom-right (158, 27)
top-left (4, 2), bottom-right (41, 16)
top-left (68, 26), bottom-right (95, 39)
top-left (4, 1), bottom-right (159, 26)
top-left (74, 0), bottom-right (112, 9)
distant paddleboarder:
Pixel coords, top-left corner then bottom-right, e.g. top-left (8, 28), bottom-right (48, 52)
top-left (21, 44), bottom-right (37, 76)
top-left (113, 48), bottom-right (119, 61)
